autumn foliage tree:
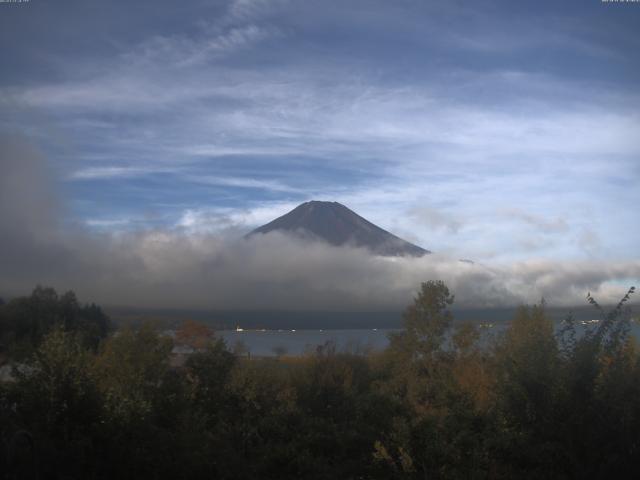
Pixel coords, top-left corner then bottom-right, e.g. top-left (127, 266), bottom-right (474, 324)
top-left (175, 320), bottom-right (215, 350)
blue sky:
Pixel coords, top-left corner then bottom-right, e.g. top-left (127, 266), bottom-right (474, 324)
top-left (1, 0), bottom-right (639, 268)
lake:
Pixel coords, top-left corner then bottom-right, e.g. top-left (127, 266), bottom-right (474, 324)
top-left (218, 328), bottom-right (397, 356)
top-left (217, 321), bottom-right (640, 357)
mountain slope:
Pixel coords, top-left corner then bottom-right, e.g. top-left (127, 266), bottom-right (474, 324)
top-left (247, 200), bottom-right (429, 257)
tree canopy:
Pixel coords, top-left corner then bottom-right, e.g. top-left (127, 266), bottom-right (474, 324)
top-left (0, 283), bottom-right (638, 479)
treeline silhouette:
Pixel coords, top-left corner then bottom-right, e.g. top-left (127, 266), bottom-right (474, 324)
top-left (0, 282), bottom-right (637, 479)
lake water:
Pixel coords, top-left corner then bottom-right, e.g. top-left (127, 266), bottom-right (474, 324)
top-left (218, 329), bottom-right (397, 356)
top-left (218, 321), bottom-right (640, 357)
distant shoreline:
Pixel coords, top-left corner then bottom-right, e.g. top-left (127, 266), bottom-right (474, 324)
top-left (106, 305), bottom-right (623, 330)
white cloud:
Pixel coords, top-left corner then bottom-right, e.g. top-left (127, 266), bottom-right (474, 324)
top-left (175, 200), bottom-right (299, 234)
top-left (502, 209), bottom-right (569, 234)
top-left (69, 166), bottom-right (160, 180)
top-left (184, 174), bottom-right (303, 193)
top-left (408, 206), bottom-right (463, 234)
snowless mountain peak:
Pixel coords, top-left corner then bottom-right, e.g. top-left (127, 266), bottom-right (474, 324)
top-left (247, 200), bottom-right (429, 257)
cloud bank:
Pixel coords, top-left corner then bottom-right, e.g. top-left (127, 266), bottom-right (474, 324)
top-left (1, 135), bottom-right (637, 312)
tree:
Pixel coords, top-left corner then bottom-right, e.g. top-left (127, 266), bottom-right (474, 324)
top-left (11, 328), bottom-right (102, 477)
top-left (0, 287), bottom-right (110, 358)
top-left (553, 287), bottom-right (640, 478)
top-left (389, 280), bottom-right (455, 361)
top-left (94, 323), bottom-right (173, 425)
top-left (175, 320), bottom-right (214, 350)
top-left (92, 323), bottom-right (177, 477)
top-left (384, 280), bottom-right (457, 406)
top-left (451, 322), bottom-right (493, 411)
top-left (491, 303), bottom-right (563, 474)
top-left (378, 281), bottom-right (493, 479)
top-left (185, 339), bottom-right (236, 420)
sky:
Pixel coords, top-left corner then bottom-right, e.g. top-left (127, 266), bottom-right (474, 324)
top-left (1, 0), bottom-right (639, 310)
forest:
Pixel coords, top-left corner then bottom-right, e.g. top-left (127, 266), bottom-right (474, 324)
top-left (0, 281), bottom-right (638, 480)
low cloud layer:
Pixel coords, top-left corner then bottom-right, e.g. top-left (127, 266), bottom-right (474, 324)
top-left (1, 135), bottom-right (638, 312)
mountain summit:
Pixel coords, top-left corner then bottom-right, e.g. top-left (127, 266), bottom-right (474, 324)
top-left (247, 201), bottom-right (429, 257)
